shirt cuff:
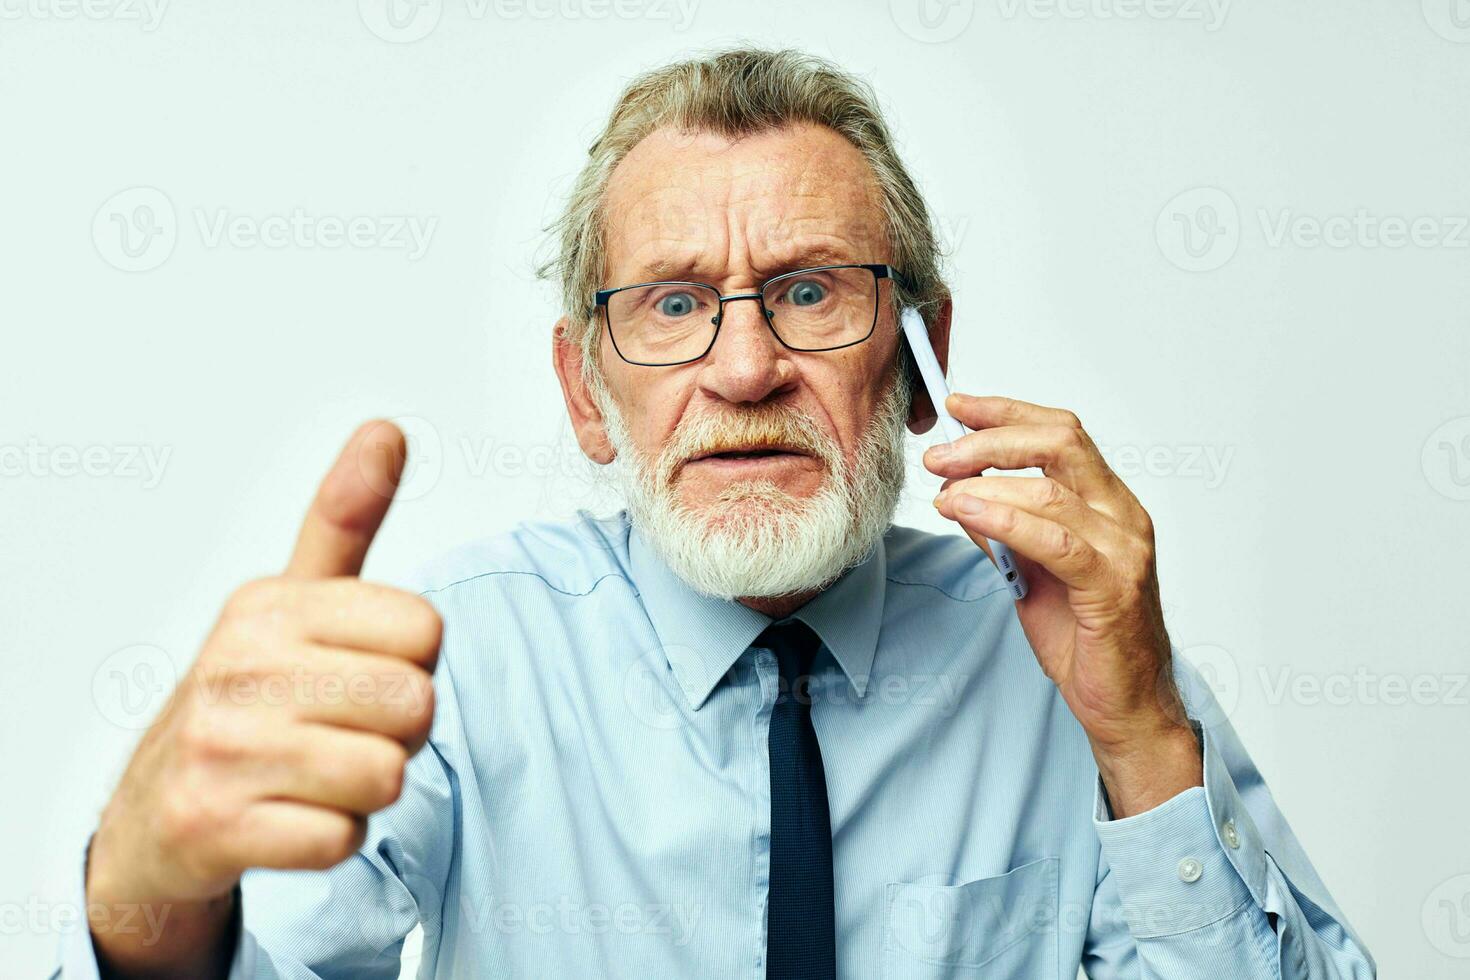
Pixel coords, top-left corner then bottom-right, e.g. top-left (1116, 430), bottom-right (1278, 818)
top-left (1091, 724), bottom-right (1267, 938)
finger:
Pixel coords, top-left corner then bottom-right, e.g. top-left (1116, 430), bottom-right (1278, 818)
top-left (939, 492), bottom-right (1107, 593)
top-left (227, 800), bottom-right (367, 873)
top-left (285, 420), bottom-right (407, 580)
top-left (925, 423), bottom-right (1124, 507)
top-left (935, 476), bottom-right (1125, 552)
top-left (249, 723), bottom-right (411, 815)
top-left (288, 646), bottom-right (436, 750)
top-left (945, 393), bottom-right (1082, 430)
top-left (278, 580), bottom-right (442, 667)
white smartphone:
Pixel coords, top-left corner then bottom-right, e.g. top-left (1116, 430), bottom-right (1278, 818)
top-left (901, 307), bottom-right (1029, 601)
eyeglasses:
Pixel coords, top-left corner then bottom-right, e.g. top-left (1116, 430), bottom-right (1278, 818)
top-left (593, 263), bottom-right (909, 367)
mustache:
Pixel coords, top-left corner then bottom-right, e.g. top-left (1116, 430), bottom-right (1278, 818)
top-left (660, 404), bottom-right (840, 483)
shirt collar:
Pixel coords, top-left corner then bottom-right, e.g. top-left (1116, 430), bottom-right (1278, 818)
top-left (627, 519), bottom-right (887, 710)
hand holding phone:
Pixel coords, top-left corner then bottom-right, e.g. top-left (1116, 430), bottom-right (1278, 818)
top-left (901, 307), bottom-right (1029, 600)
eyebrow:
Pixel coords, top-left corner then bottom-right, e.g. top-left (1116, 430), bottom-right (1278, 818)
top-left (630, 244), bottom-right (857, 285)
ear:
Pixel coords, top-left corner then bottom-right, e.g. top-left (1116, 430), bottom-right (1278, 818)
top-left (905, 296), bottom-right (953, 435)
top-left (553, 317), bottom-right (616, 464)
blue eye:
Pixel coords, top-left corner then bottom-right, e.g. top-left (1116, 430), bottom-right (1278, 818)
top-left (656, 292), bottom-right (698, 317)
top-left (785, 280), bottom-right (827, 307)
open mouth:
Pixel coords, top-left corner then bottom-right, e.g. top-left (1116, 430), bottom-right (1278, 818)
top-left (687, 442), bottom-right (812, 464)
top-left (695, 447), bottom-right (802, 461)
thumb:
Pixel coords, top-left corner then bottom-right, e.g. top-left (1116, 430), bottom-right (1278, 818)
top-left (284, 419), bottom-right (406, 579)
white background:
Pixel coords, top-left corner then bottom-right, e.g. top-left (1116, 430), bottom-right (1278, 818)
top-left (3, 1), bottom-right (1468, 976)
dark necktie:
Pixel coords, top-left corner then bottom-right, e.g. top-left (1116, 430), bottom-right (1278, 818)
top-left (759, 619), bottom-right (836, 980)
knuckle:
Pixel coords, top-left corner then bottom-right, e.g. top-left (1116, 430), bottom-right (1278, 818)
top-left (367, 741), bottom-right (409, 808)
top-left (1060, 410), bottom-right (1082, 430)
top-left (308, 816), bottom-right (366, 869)
top-left (400, 670), bottom-right (436, 739)
top-left (990, 505), bottom-right (1017, 534)
top-left (1037, 477), bottom-right (1066, 509)
top-left (224, 577), bottom-right (288, 620)
top-left (377, 588), bottom-right (442, 662)
top-left (406, 596), bottom-right (444, 657)
top-left (177, 713), bottom-right (237, 765)
top-left (160, 773), bottom-right (238, 854)
top-left (159, 787), bottom-right (210, 845)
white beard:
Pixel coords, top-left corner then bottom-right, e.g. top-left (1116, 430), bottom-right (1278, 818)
top-left (593, 365), bottom-right (911, 601)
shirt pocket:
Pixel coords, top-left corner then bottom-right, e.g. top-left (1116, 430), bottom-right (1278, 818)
top-left (881, 856), bottom-right (1059, 980)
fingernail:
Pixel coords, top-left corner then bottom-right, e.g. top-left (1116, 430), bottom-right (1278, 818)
top-left (956, 495), bottom-right (985, 517)
top-left (928, 445), bottom-right (952, 462)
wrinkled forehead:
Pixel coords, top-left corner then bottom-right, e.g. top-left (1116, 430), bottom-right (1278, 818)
top-left (602, 122), bottom-right (888, 286)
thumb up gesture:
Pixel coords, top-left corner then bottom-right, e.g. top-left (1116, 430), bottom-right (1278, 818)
top-left (86, 421), bottom-right (441, 976)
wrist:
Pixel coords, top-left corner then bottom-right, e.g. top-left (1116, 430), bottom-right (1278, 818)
top-left (1092, 722), bottom-right (1203, 819)
top-left (86, 825), bottom-right (238, 980)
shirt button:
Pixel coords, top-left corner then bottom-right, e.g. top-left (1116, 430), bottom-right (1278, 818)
top-left (1178, 858), bottom-right (1203, 883)
top-left (1222, 819), bottom-right (1241, 849)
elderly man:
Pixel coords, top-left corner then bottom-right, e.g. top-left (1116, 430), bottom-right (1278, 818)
top-left (68, 48), bottom-right (1373, 979)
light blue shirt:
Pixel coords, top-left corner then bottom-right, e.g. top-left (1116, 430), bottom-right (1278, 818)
top-left (60, 510), bottom-right (1374, 978)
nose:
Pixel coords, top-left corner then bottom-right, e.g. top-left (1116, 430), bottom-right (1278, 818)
top-left (697, 293), bottom-right (795, 405)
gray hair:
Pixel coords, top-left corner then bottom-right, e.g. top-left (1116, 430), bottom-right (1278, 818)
top-left (535, 46), bottom-right (952, 383)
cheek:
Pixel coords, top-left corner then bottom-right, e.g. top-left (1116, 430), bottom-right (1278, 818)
top-left (810, 347), bottom-right (896, 448)
top-left (606, 368), bottom-right (691, 456)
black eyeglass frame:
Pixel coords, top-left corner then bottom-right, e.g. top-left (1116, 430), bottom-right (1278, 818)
top-left (592, 263), bottom-right (913, 367)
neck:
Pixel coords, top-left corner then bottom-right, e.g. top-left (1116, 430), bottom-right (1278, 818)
top-left (738, 590), bottom-right (820, 620)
